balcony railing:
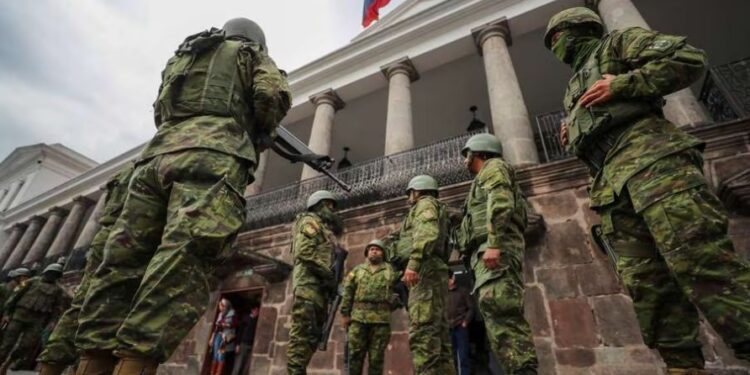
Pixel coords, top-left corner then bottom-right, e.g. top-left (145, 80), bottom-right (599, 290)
top-left (245, 132), bottom-right (478, 229)
top-left (699, 57), bottom-right (750, 122)
top-left (534, 110), bottom-right (570, 163)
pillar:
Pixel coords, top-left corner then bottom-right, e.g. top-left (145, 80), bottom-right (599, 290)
top-left (246, 151), bottom-right (269, 196)
top-left (72, 191), bottom-right (108, 253)
top-left (0, 224), bottom-right (26, 268)
top-left (473, 19), bottom-right (540, 166)
top-left (23, 207), bottom-right (68, 265)
top-left (0, 180), bottom-right (23, 211)
top-left (381, 57), bottom-right (419, 155)
top-left (4, 215), bottom-right (45, 269)
top-left (46, 196), bottom-right (93, 260)
top-left (301, 89), bottom-right (345, 180)
top-left (588, 0), bottom-right (710, 127)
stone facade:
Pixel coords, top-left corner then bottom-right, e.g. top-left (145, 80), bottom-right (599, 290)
top-left (149, 119), bottom-right (750, 374)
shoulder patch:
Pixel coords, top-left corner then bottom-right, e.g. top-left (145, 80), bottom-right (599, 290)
top-left (648, 39), bottom-right (673, 51)
top-left (302, 221), bottom-right (319, 237)
top-left (418, 209), bottom-right (437, 221)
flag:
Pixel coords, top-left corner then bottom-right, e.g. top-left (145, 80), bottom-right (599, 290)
top-left (363, 0), bottom-right (391, 27)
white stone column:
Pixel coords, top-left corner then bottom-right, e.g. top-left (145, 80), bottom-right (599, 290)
top-left (46, 196), bottom-right (93, 260)
top-left (301, 89), bottom-right (345, 180)
top-left (246, 151), bottom-right (269, 196)
top-left (4, 215), bottom-right (45, 269)
top-left (72, 191), bottom-right (108, 252)
top-left (588, 0), bottom-right (710, 127)
top-left (0, 180), bottom-right (23, 211)
top-left (381, 57), bottom-right (419, 155)
top-left (0, 224), bottom-right (26, 268)
top-left (24, 207), bottom-right (68, 265)
top-left (473, 19), bottom-right (540, 166)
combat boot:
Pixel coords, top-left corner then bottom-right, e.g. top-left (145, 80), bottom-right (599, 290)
top-left (75, 351), bottom-right (116, 375)
top-left (112, 351), bottom-right (158, 375)
top-left (666, 369), bottom-right (710, 375)
top-left (38, 362), bottom-right (67, 375)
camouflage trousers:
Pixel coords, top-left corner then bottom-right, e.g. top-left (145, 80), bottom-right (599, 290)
top-left (0, 315), bottom-right (44, 369)
top-left (76, 149), bottom-right (250, 362)
top-left (476, 253), bottom-right (538, 375)
top-left (287, 295), bottom-right (326, 375)
top-left (37, 221), bottom-right (111, 365)
top-left (600, 154), bottom-right (750, 368)
top-left (408, 272), bottom-right (454, 375)
top-left (347, 321), bottom-right (390, 375)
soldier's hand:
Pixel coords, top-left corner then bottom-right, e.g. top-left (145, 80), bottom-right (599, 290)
top-left (341, 315), bottom-right (351, 329)
top-left (402, 269), bottom-right (420, 288)
top-left (482, 248), bottom-right (502, 270)
top-left (579, 74), bottom-right (616, 107)
top-left (559, 121), bottom-right (569, 146)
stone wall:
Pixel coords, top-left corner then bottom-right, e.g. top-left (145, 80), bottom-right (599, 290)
top-left (157, 120), bottom-right (750, 375)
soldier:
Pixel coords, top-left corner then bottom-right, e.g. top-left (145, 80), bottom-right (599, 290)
top-left (457, 133), bottom-right (538, 374)
top-left (74, 18), bottom-right (291, 375)
top-left (340, 239), bottom-right (400, 375)
top-left (0, 268), bottom-right (29, 312)
top-left (0, 264), bottom-right (65, 372)
top-left (287, 190), bottom-right (343, 375)
top-left (545, 7), bottom-right (750, 373)
top-left (388, 175), bottom-right (454, 375)
top-left (36, 166), bottom-right (133, 375)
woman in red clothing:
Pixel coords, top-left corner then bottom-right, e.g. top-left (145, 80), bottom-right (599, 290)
top-left (210, 298), bottom-right (237, 375)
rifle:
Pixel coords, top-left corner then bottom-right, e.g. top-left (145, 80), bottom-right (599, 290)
top-left (591, 224), bottom-right (618, 269)
top-left (318, 245), bottom-right (348, 351)
top-left (263, 127), bottom-right (351, 192)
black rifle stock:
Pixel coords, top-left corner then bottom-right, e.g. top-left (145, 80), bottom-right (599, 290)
top-left (264, 127), bottom-right (351, 192)
top-left (591, 224), bottom-right (618, 268)
top-left (318, 245), bottom-right (348, 351)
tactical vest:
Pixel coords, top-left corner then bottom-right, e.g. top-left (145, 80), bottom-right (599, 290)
top-left (563, 35), bottom-right (661, 171)
top-left (153, 29), bottom-right (252, 127)
top-left (352, 265), bottom-right (398, 304)
top-left (394, 197), bottom-right (452, 268)
top-left (291, 212), bottom-right (335, 271)
top-left (16, 278), bottom-right (59, 314)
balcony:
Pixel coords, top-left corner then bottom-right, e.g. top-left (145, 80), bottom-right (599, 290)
top-left (699, 57), bottom-right (750, 122)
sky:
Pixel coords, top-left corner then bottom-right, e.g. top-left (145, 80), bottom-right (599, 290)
top-left (0, 0), bottom-right (406, 163)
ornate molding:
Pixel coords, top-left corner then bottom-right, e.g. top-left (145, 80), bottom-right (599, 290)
top-left (380, 57), bottom-right (420, 82)
top-left (472, 17), bottom-right (511, 54)
top-left (309, 88), bottom-right (345, 111)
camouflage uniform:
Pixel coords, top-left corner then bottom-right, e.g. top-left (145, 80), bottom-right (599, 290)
top-left (287, 212), bottom-right (336, 375)
top-left (37, 166), bottom-right (133, 366)
top-left (458, 158), bottom-right (538, 374)
top-left (0, 276), bottom-right (65, 368)
top-left (390, 195), bottom-right (454, 375)
top-left (550, 8), bottom-right (750, 367)
top-left (340, 261), bottom-right (399, 375)
top-left (75, 29), bottom-right (290, 362)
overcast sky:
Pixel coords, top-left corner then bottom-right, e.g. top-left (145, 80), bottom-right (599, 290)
top-left (0, 0), bottom-right (405, 163)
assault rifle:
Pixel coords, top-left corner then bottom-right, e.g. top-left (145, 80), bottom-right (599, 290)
top-left (591, 224), bottom-right (618, 269)
top-left (319, 245), bottom-right (348, 351)
top-left (263, 127), bottom-right (351, 192)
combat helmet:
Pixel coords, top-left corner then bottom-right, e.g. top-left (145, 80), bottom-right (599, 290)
top-left (406, 175), bottom-right (439, 195)
top-left (461, 133), bottom-right (503, 157)
top-left (43, 263), bottom-right (64, 275)
top-left (544, 7), bottom-right (604, 48)
top-left (12, 267), bottom-right (30, 278)
top-left (223, 18), bottom-right (266, 49)
top-left (364, 239), bottom-right (387, 257)
top-left (306, 190), bottom-right (338, 210)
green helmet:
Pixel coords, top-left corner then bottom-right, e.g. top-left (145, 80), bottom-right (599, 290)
top-left (406, 175), bottom-right (439, 194)
top-left (12, 267), bottom-right (30, 278)
top-left (364, 239), bottom-right (387, 256)
top-left (223, 18), bottom-right (266, 49)
top-left (306, 190), bottom-right (337, 210)
top-left (461, 133), bottom-right (503, 157)
top-left (43, 263), bottom-right (64, 275)
top-left (544, 7), bottom-right (603, 48)
top-left (7, 270), bottom-right (16, 279)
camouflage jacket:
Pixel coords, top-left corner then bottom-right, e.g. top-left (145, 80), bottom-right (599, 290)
top-left (140, 39), bottom-right (291, 169)
top-left (340, 262), bottom-right (400, 324)
top-left (290, 212), bottom-right (336, 306)
top-left (458, 158), bottom-right (527, 292)
top-left (563, 27), bottom-right (707, 210)
top-left (99, 165), bottom-right (134, 227)
top-left (389, 196), bottom-right (451, 276)
top-left (4, 277), bottom-right (64, 323)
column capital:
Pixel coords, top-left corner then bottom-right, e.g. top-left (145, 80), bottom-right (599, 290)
top-left (380, 57), bottom-right (420, 82)
top-left (27, 215), bottom-right (46, 225)
top-left (47, 206), bottom-right (69, 216)
top-left (11, 222), bottom-right (27, 231)
top-left (72, 195), bottom-right (94, 206)
top-left (309, 88), bottom-right (345, 111)
top-left (472, 18), bottom-right (512, 53)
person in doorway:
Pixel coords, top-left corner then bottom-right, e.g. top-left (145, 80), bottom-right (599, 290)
top-left (447, 272), bottom-right (474, 375)
top-left (210, 298), bottom-right (237, 375)
top-left (231, 305), bottom-right (259, 375)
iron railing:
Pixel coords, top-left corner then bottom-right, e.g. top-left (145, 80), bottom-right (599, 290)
top-left (245, 132), bottom-right (478, 229)
top-left (699, 57), bottom-right (750, 122)
top-left (534, 110), bottom-right (570, 163)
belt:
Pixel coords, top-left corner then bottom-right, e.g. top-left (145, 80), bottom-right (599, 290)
top-left (353, 302), bottom-right (391, 309)
top-left (579, 124), bottom-right (630, 175)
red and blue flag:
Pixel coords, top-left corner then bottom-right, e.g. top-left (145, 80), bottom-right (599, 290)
top-left (363, 0), bottom-right (391, 27)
